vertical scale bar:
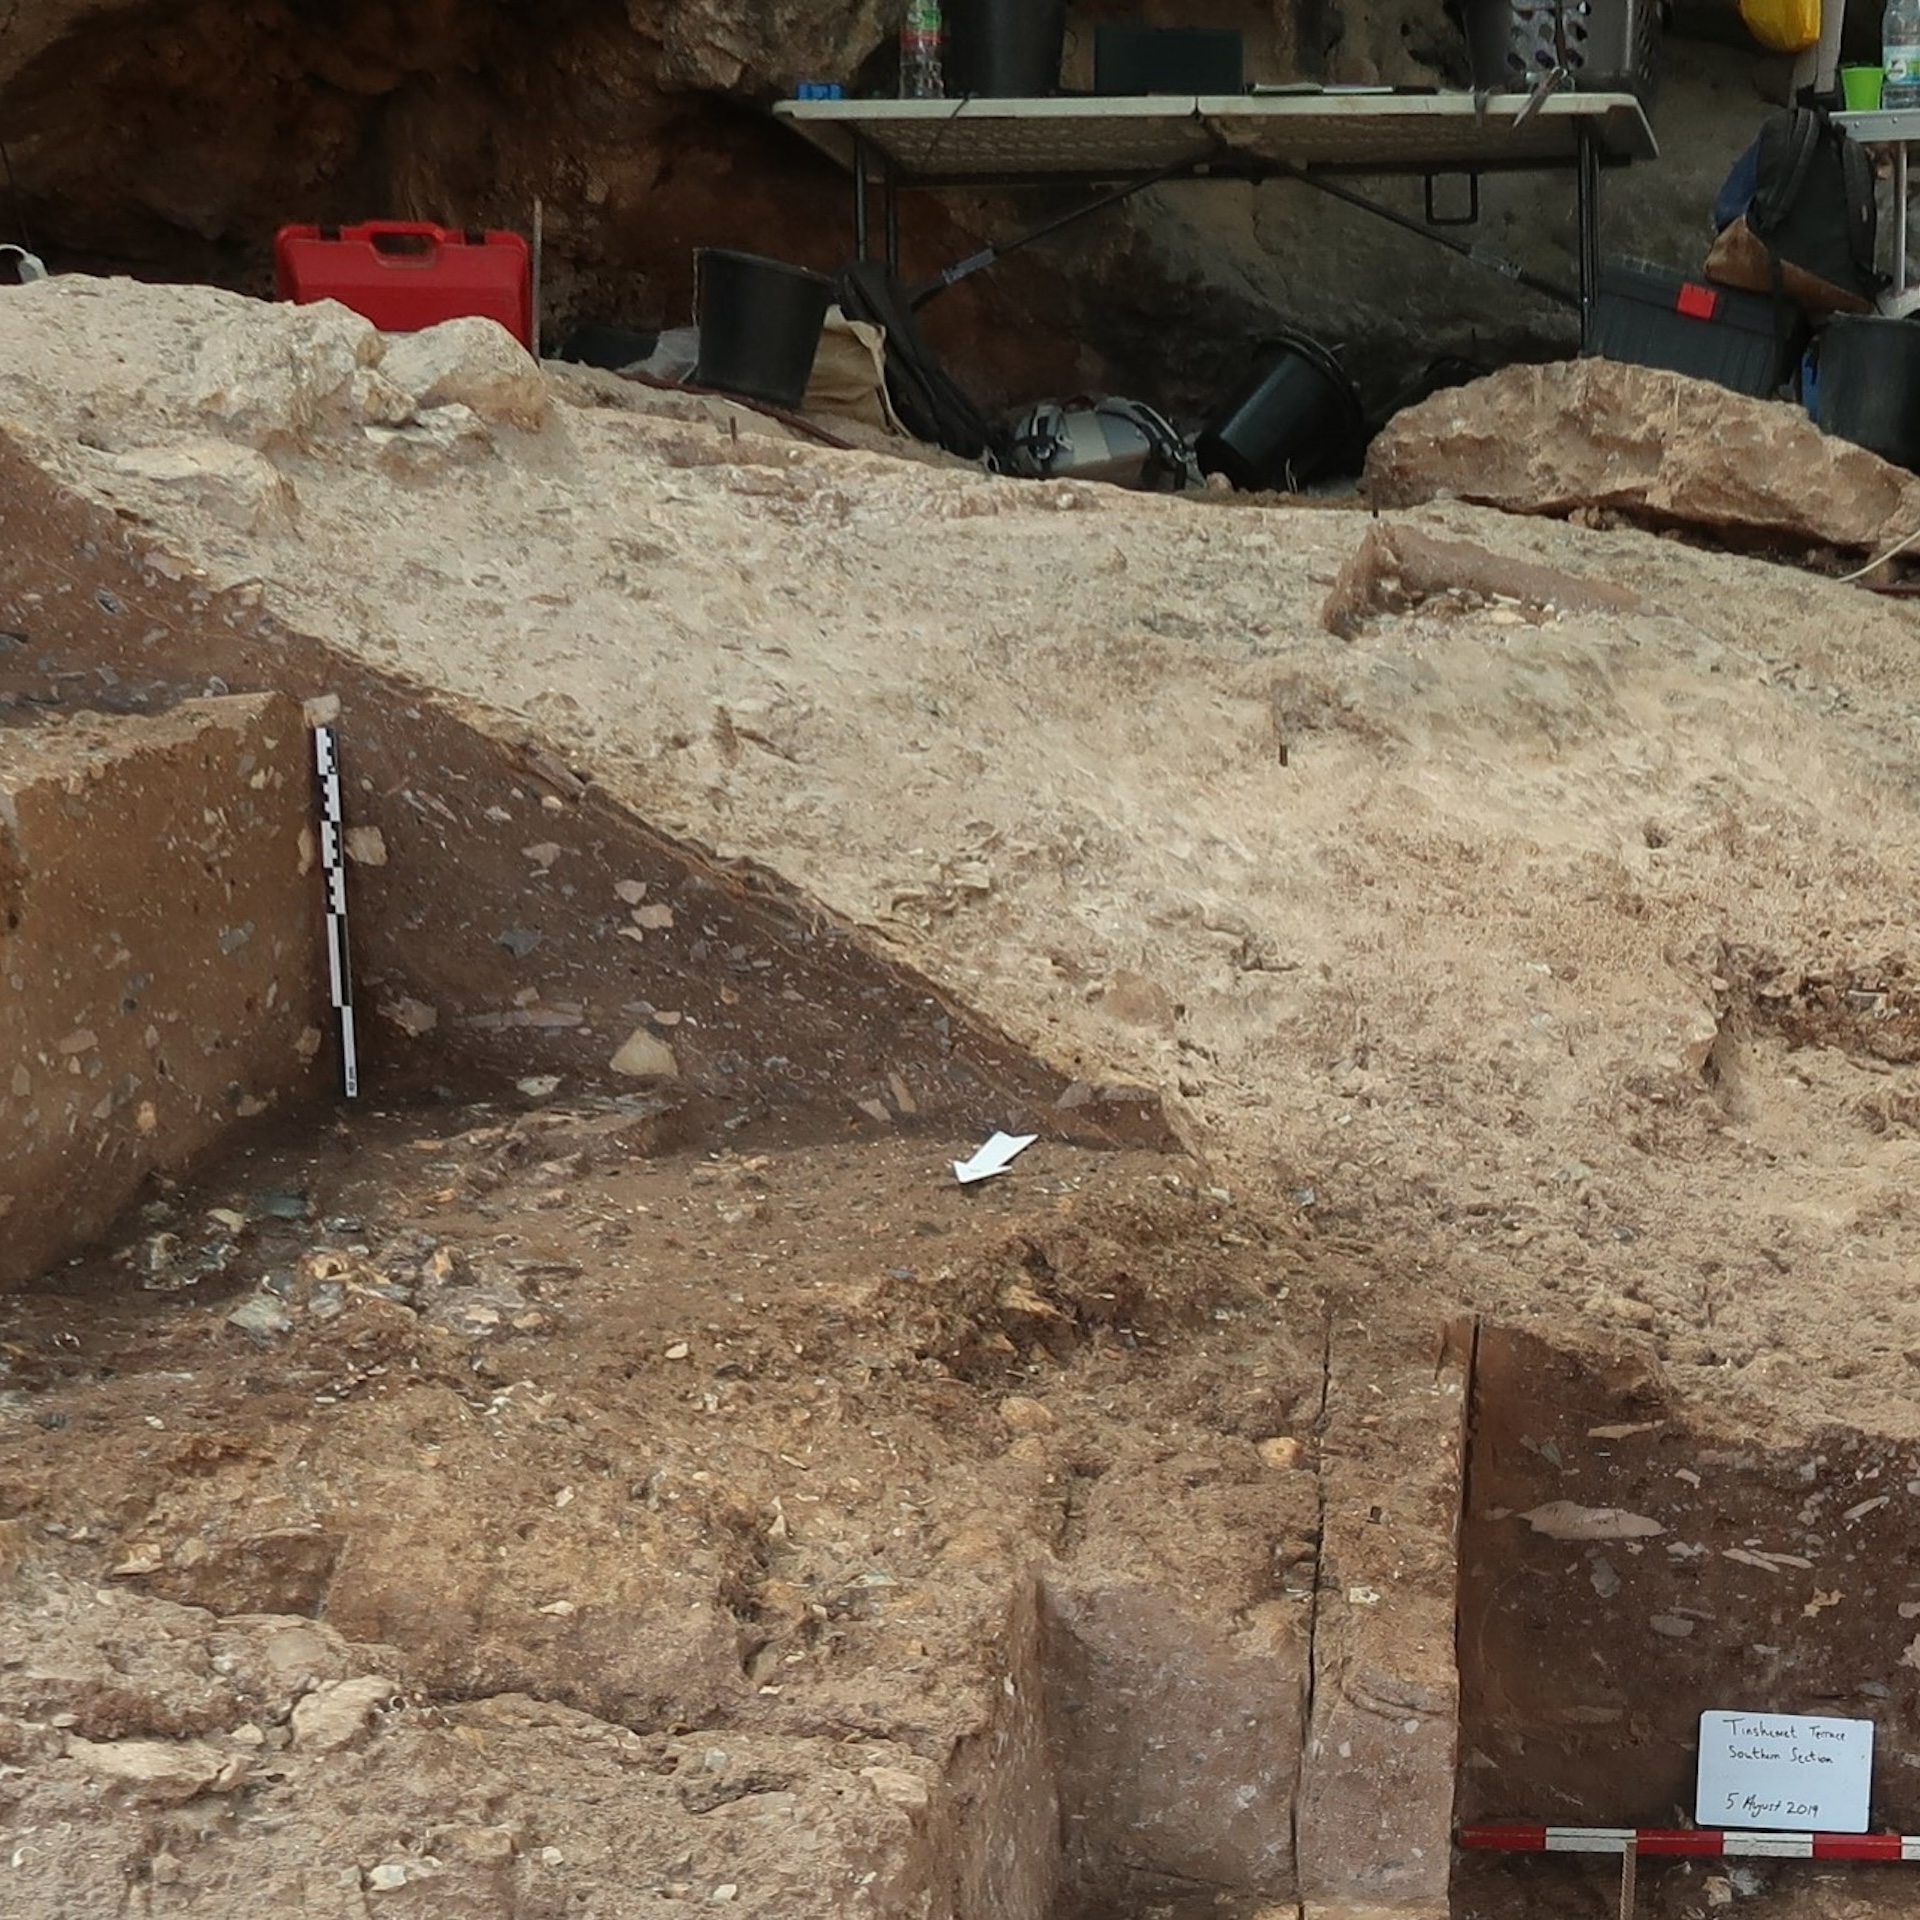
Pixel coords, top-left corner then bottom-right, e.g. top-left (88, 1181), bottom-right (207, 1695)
top-left (312, 725), bottom-right (360, 1100)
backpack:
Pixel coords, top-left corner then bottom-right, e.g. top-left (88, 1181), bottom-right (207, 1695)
top-left (835, 261), bottom-right (1008, 464)
top-left (1705, 102), bottom-right (1882, 314)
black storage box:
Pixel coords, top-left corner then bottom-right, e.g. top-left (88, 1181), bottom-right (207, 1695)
top-left (1093, 26), bottom-right (1245, 95)
top-left (1583, 258), bottom-right (1799, 397)
top-left (1465, 0), bottom-right (1659, 102)
top-left (1812, 315), bottom-right (1920, 471)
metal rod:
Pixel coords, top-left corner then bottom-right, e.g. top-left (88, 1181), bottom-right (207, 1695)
top-left (530, 195), bottom-right (543, 361)
top-left (1618, 1837), bottom-right (1637, 1920)
top-left (1899, 142), bottom-right (1910, 291)
top-left (885, 155), bottom-right (901, 273)
top-left (907, 159), bottom-right (1200, 305)
top-left (853, 132), bottom-right (871, 261)
top-left (1271, 159), bottom-right (1578, 308)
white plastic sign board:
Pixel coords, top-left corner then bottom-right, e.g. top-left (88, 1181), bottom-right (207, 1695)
top-left (1697, 1712), bottom-right (1874, 1832)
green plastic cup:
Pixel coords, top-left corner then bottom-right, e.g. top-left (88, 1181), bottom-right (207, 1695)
top-left (1842, 64), bottom-right (1884, 111)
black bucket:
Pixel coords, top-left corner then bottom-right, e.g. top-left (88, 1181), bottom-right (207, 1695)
top-left (692, 249), bottom-right (834, 409)
top-left (947, 0), bottom-right (1068, 97)
top-left (1195, 334), bottom-right (1366, 491)
top-left (1814, 315), bottom-right (1920, 472)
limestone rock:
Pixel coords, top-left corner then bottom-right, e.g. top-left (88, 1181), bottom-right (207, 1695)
top-left (65, 1734), bottom-right (230, 1801)
top-left (1366, 359), bottom-right (1920, 554)
top-left (610, 1029), bottom-right (680, 1079)
top-left (860, 1765), bottom-right (930, 1819)
top-left (189, 300), bottom-right (382, 448)
top-left (368, 403), bottom-right (497, 475)
top-left (289, 1674), bottom-right (396, 1753)
top-left (107, 442), bottom-right (297, 534)
top-left (997, 1395), bottom-right (1057, 1435)
top-left (379, 318), bottom-right (549, 431)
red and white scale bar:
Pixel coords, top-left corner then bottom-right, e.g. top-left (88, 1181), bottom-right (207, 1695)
top-left (1462, 1823), bottom-right (1920, 1862)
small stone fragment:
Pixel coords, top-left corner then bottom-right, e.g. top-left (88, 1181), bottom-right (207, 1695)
top-left (344, 826), bottom-right (388, 867)
top-left (450, 1827), bottom-right (517, 1865)
top-left (523, 841), bottom-right (562, 869)
top-left (379, 996), bottom-right (438, 1038)
top-left (226, 1295), bottom-right (294, 1340)
top-left (366, 1863), bottom-right (409, 1892)
top-left (498, 927), bottom-right (542, 958)
top-left (664, 1341), bottom-right (691, 1361)
top-left (1257, 1436), bottom-right (1305, 1471)
top-left (861, 1766), bottom-right (930, 1816)
top-left (65, 1735), bottom-right (227, 1803)
top-left (1582, 1291), bottom-right (1656, 1329)
top-left (610, 1030), bottom-right (679, 1079)
top-left (615, 879), bottom-right (648, 905)
top-left (1649, 1613), bottom-right (1695, 1637)
top-left (290, 1675), bottom-right (395, 1754)
top-left (517, 1075), bottom-right (561, 1099)
top-left (998, 1396), bottom-right (1057, 1435)
top-left (1522, 1501), bottom-right (1664, 1541)
top-left (633, 902), bottom-right (674, 930)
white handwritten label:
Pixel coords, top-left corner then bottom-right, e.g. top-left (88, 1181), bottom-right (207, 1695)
top-left (1696, 1712), bottom-right (1874, 1832)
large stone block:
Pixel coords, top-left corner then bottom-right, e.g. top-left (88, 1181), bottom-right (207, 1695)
top-left (0, 693), bottom-right (325, 1286)
top-left (1366, 358), bottom-right (1920, 554)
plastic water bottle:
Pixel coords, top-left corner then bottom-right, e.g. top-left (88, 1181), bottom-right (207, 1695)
top-left (900, 0), bottom-right (945, 99)
top-left (1886, 0), bottom-right (1920, 109)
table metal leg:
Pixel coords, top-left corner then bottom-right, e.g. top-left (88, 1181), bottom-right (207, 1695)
top-left (885, 158), bottom-right (901, 273)
top-left (853, 132), bottom-right (870, 261)
top-left (1575, 125), bottom-right (1601, 341)
top-left (1899, 142), bottom-right (1910, 290)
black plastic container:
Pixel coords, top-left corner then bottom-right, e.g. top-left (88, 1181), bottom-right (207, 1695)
top-left (1195, 335), bottom-right (1365, 491)
top-left (1465, 0), bottom-right (1660, 101)
top-left (692, 249), bottom-right (833, 409)
top-left (947, 0), bottom-right (1068, 97)
top-left (1093, 26), bottom-right (1245, 94)
top-left (1584, 257), bottom-right (1799, 396)
top-left (1814, 315), bottom-right (1920, 471)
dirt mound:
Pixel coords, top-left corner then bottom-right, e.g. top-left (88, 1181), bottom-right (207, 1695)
top-left (8, 277), bottom-right (1920, 1430)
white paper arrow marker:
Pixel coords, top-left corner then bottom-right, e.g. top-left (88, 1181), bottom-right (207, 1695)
top-left (952, 1131), bottom-right (1038, 1185)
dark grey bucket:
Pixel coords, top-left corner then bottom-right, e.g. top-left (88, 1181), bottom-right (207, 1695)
top-left (1195, 335), bottom-right (1366, 491)
top-left (692, 249), bottom-right (833, 409)
top-left (947, 0), bottom-right (1068, 97)
top-left (1814, 315), bottom-right (1920, 472)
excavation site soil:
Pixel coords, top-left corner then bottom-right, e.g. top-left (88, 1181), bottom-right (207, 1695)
top-left (7, 278), bottom-right (1920, 1919)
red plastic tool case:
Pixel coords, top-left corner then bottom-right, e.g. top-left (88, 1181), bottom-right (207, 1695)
top-left (274, 222), bottom-right (532, 350)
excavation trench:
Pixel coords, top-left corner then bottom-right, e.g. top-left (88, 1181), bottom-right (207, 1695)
top-left (4, 432), bottom-right (1470, 1916)
top-left (1455, 1324), bottom-right (1920, 1920)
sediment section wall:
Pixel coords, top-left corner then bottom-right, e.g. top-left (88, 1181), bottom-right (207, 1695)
top-left (0, 693), bottom-right (323, 1286)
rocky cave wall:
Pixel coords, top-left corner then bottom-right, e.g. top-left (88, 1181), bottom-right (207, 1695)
top-left (0, 0), bottom-right (1782, 417)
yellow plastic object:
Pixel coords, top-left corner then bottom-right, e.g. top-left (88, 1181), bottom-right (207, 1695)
top-left (1739, 0), bottom-right (1820, 54)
